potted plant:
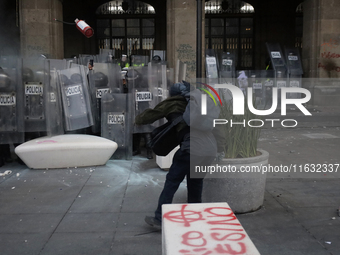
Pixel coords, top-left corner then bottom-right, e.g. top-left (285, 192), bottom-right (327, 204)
top-left (202, 92), bottom-right (269, 213)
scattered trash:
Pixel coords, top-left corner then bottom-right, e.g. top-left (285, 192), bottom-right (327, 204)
top-left (325, 241), bottom-right (331, 244)
top-left (332, 217), bottom-right (336, 220)
top-left (16, 173), bottom-right (20, 177)
top-left (290, 150), bottom-right (295, 153)
top-left (0, 170), bottom-right (12, 176)
top-left (11, 187), bottom-right (15, 190)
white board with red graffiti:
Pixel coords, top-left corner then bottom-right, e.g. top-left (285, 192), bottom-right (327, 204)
top-left (162, 202), bottom-right (260, 255)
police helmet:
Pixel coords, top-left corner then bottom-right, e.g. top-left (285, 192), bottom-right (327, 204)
top-left (93, 72), bottom-right (108, 87)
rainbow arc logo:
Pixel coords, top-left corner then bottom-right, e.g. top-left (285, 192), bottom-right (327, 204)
top-left (197, 82), bottom-right (223, 106)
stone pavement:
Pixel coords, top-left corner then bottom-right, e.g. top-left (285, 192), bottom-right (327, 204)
top-left (0, 106), bottom-right (339, 255)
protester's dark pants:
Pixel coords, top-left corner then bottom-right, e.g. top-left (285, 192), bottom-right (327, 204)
top-left (154, 148), bottom-right (214, 221)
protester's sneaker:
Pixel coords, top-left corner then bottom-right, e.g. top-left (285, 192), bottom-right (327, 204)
top-left (145, 216), bottom-right (161, 229)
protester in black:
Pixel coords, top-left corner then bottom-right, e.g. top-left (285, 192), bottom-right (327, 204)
top-left (135, 82), bottom-right (218, 228)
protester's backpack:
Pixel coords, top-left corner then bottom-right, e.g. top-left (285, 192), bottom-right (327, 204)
top-left (149, 115), bottom-right (184, 156)
top-left (183, 89), bottom-right (220, 131)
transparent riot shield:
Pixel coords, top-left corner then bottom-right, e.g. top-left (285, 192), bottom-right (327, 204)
top-left (219, 52), bottom-right (235, 85)
top-left (46, 59), bottom-right (67, 136)
top-left (88, 62), bottom-right (122, 134)
top-left (128, 66), bottom-right (162, 134)
top-left (266, 43), bottom-right (288, 105)
top-left (22, 57), bottom-right (51, 133)
top-left (65, 56), bottom-right (78, 68)
top-left (148, 61), bottom-right (169, 102)
top-left (98, 49), bottom-right (115, 63)
top-left (175, 60), bottom-right (187, 83)
top-left (262, 70), bottom-right (275, 110)
top-left (101, 93), bottom-right (132, 160)
top-left (205, 49), bottom-right (219, 85)
top-left (57, 66), bottom-right (94, 131)
top-left (150, 50), bottom-right (166, 62)
top-left (285, 47), bottom-right (303, 99)
top-left (79, 54), bottom-right (97, 66)
top-left (276, 70), bottom-right (288, 105)
top-left (248, 70), bottom-right (264, 108)
top-left (0, 56), bottom-right (24, 144)
top-left (130, 55), bottom-right (149, 67)
top-left (236, 70), bottom-right (249, 95)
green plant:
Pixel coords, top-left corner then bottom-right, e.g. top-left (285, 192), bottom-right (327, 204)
top-left (219, 93), bottom-right (261, 158)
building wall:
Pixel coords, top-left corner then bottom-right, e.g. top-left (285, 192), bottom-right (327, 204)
top-left (19, 0), bottom-right (63, 59)
top-left (0, 0), bottom-right (20, 56)
top-left (4, 0), bottom-right (340, 80)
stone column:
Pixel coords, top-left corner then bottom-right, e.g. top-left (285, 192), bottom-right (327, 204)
top-left (20, 0), bottom-right (63, 59)
top-left (167, 0), bottom-right (201, 80)
top-left (303, 0), bottom-right (340, 78)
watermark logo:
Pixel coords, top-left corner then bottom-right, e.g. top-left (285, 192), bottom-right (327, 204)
top-left (197, 82), bottom-right (223, 106)
top-left (196, 82), bottom-right (223, 115)
top-left (201, 83), bottom-right (311, 116)
top-left (200, 83), bottom-right (312, 128)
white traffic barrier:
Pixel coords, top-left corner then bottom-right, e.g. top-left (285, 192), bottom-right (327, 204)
top-left (15, 134), bottom-right (118, 169)
top-left (162, 202), bottom-right (260, 255)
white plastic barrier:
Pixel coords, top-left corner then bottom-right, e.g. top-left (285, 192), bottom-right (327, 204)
top-left (15, 134), bottom-right (118, 169)
top-left (162, 202), bottom-right (260, 255)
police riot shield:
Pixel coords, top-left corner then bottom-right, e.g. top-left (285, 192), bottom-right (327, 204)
top-left (219, 52), bottom-right (235, 85)
top-left (248, 70), bottom-right (264, 108)
top-left (262, 70), bottom-right (275, 109)
top-left (46, 59), bottom-right (67, 136)
top-left (57, 66), bottom-right (94, 131)
top-left (149, 61), bottom-right (170, 102)
top-left (150, 50), bottom-right (166, 62)
top-left (88, 62), bottom-right (122, 134)
top-left (101, 93), bottom-right (132, 160)
top-left (130, 55), bottom-right (149, 67)
top-left (66, 56), bottom-right (78, 69)
top-left (205, 49), bottom-right (219, 84)
top-left (0, 56), bottom-right (24, 144)
top-left (98, 49), bottom-right (115, 63)
top-left (78, 54), bottom-right (97, 66)
top-left (285, 47), bottom-right (303, 99)
top-left (266, 43), bottom-right (288, 104)
top-left (236, 70), bottom-right (249, 95)
top-left (22, 57), bottom-right (52, 133)
top-left (128, 65), bottom-right (162, 134)
top-left (175, 60), bottom-right (187, 83)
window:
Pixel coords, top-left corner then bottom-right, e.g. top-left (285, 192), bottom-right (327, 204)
top-left (205, 0), bottom-right (255, 70)
top-left (295, 3), bottom-right (303, 48)
top-left (96, 1), bottom-right (155, 58)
